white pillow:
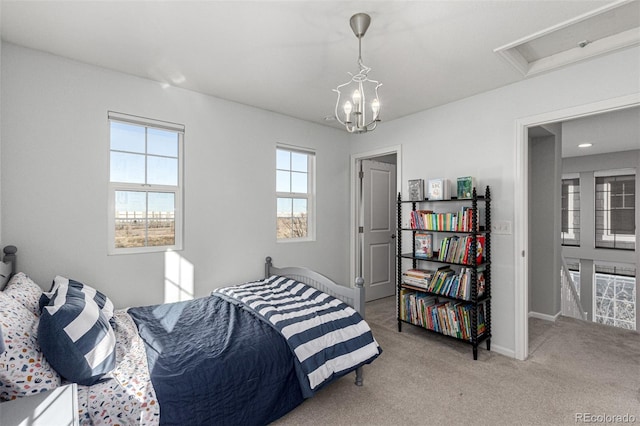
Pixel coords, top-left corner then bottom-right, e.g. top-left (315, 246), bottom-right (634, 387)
top-left (0, 292), bottom-right (61, 401)
top-left (3, 273), bottom-right (43, 315)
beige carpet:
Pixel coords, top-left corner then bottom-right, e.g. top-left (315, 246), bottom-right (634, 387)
top-left (273, 296), bottom-right (640, 425)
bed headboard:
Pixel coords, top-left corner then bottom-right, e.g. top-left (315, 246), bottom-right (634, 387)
top-left (0, 245), bottom-right (17, 290)
top-left (264, 256), bottom-right (365, 316)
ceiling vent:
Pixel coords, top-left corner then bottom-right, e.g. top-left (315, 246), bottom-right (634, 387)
top-left (494, 0), bottom-right (640, 76)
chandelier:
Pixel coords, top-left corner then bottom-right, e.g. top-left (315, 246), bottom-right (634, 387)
top-left (333, 13), bottom-right (382, 134)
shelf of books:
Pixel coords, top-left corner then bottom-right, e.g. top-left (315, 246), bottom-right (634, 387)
top-left (396, 185), bottom-right (491, 360)
top-left (399, 289), bottom-right (488, 342)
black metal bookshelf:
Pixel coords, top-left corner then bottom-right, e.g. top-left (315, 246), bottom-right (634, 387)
top-left (397, 186), bottom-right (492, 360)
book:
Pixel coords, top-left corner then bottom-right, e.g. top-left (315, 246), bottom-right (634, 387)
top-left (477, 266), bottom-right (486, 297)
top-left (457, 176), bottom-right (475, 199)
top-left (404, 268), bottom-right (435, 281)
top-left (476, 235), bottom-right (486, 264)
top-left (409, 209), bottom-right (433, 229)
top-left (427, 178), bottom-right (450, 200)
top-left (408, 179), bottom-right (424, 201)
top-left (414, 233), bottom-right (433, 258)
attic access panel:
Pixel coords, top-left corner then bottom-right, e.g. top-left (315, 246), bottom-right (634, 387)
top-left (494, 0), bottom-right (640, 76)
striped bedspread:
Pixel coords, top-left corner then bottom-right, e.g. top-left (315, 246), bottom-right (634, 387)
top-left (214, 275), bottom-right (381, 395)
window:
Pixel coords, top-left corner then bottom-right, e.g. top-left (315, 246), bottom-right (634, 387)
top-left (108, 112), bottom-right (184, 254)
top-left (594, 263), bottom-right (636, 330)
top-left (276, 147), bottom-right (315, 241)
top-left (561, 177), bottom-right (580, 246)
top-left (595, 171), bottom-right (635, 250)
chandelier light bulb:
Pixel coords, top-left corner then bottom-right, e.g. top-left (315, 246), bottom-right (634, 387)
top-left (352, 89), bottom-right (362, 105)
top-left (371, 98), bottom-right (380, 117)
top-left (343, 101), bottom-right (353, 121)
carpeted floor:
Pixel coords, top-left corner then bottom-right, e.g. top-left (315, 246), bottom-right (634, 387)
top-left (273, 296), bottom-right (640, 425)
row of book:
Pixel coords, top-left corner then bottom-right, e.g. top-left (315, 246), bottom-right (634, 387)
top-left (437, 235), bottom-right (485, 265)
top-left (402, 267), bottom-right (486, 300)
top-left (409, 207), bottom-right (478, 232)
top-left (400, 289), bottom-right (487, 340)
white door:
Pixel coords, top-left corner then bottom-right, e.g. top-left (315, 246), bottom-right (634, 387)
top-left (361, 159), bottom-right (397, 301)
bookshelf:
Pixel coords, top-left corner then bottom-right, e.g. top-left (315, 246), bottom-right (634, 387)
top-left (397, 186), bottom-right (491, 360)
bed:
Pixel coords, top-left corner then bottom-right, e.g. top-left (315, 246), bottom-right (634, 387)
top-left (0, 247), bottom-right (381, 425)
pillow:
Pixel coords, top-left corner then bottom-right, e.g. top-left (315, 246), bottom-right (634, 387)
top-left (3, 273), bottom-right (43, 316)
top-left (0, 293), bottom-right (61, 401)
top-left (39, 276), bottom-right (114, 321)
top-left (38, 278), bottom-right (116, 386)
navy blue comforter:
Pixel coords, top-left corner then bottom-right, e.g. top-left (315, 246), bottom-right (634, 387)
top-left (128, 295), bottom-right (304, 426)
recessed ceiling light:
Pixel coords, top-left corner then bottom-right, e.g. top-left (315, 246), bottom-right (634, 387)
top-left (578, 143), bottom-right (593, 148)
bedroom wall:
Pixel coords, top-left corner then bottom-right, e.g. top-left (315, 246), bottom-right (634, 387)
top-left (529, 133), bottom-right (561, 319)
top-left (346, 45), bottom-right (640, 357)
top-left (0, 42), bottom-right (351, 308)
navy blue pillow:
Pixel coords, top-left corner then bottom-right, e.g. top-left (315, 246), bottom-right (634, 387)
top-left (38, 277), bottom-right (116, 385)
top-left (39, 277), bottom-right (114, 320)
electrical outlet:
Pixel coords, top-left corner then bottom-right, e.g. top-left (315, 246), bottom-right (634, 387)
top-left (491, 220), bottom-right (512, 235)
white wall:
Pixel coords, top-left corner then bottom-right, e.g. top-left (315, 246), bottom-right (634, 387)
top-left (347, 46), bottom-right (640, 356)
top-left (0, 42), bottom-right (351, 308)
top-left (529, 133), bottom-right (561, 318)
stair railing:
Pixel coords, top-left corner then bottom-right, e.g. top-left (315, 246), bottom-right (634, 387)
top-left (560, 254), bottom-right (587, 321)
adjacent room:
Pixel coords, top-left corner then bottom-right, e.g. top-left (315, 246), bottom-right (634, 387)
top-left (0, 1), bottom-right (639, 425)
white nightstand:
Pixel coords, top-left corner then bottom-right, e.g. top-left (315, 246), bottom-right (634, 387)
top-left (0, 383), bottom-right (78, 426)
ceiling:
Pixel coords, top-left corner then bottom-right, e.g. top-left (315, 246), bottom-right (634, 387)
top-left (2, 0), bottom-right (638, 132)
top-left (561, 106), bottom-right (640, 158)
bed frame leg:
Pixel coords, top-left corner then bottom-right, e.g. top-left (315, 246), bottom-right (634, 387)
top-left (355, 366), bottom-right (363, 386)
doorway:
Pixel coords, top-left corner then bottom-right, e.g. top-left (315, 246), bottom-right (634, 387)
top-left (351, 146), bottom-right (402, 302)
top-left (514, 94), bottom-right (640, 360)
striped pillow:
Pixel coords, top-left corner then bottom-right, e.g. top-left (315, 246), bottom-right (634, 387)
top-left (38, 277), bottom-right (116, 385)
top-left (39, 276), bottom-right (114, 321)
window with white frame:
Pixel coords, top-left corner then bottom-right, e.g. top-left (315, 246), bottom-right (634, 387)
top-left (561, 176), bottom-right (580, 246)
top-left (595, 170), bottom-right (635, 250)
top-left (594, 263), bottom-right (636, 331)
top-left (276, 146), bottom-right (315, 241)
top-left (108, 112), bottom-right (184, 254)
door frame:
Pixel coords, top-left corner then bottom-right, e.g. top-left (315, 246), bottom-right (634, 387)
top-left (514, 93), bottom-right (640, 361)
top-left (350, 145), bottom-right (403, 288)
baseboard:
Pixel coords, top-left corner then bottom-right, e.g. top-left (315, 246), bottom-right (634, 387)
top-left (528, 310), bottom-right (560, 322)
top-left (489, 343), bottom-right (515, 359)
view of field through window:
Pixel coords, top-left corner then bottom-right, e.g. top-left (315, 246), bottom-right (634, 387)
top-left (110, 117), bottom-right (181, 251)
top-left (276, 148), bottom-right (312, 239)
top-left (115, 208), bottom-right (176, 248)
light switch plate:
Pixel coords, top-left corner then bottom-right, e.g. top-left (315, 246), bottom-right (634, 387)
top-left (491, 220), bottom-right (512, 235)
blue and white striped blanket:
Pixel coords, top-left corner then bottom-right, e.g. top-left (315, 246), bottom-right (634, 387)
top-left (214, 275), bottom-right (381, 396)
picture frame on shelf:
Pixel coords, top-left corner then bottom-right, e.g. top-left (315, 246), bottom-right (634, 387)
top-left (457, 176), bottom-right (475, 199)
top-left (408, 179), bottom-right (424, 201)
top-left (427, 178), bottom-right (449, 200)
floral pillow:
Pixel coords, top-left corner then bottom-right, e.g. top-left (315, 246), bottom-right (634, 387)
top-left (3, 272), bottom-right (43, 316)
top-left (0, 292), bottom-right (61, 401)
